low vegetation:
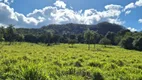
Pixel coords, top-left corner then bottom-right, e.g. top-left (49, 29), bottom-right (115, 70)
top-left (0, 42), bottom-right (142, 80)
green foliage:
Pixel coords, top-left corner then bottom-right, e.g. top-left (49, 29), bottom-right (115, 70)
top-left (95, 22), bottom-right (124, 35)
top-left (93, 72), bottom-right (104, 80)
top-left (68, 39), bottom-right (76, 48)
top-left (120, 37), bottom-right (134, 49)
top-left (24, 34), bottom-right (37, 43)
top-left (5, 24), bottom-right (17, 43)
top-left (68, 34), bottom-right (77, 48)
top-left (84, 29), bottom-right (95, 50)
top-left (77, 34), bottom-right (84, 43)
top-left (1, 22), bottom-right (142, 51)
top-left (0, 43), bottom-right (142, 80)
top-left (133, 37), bottom-right (142, 51)
top-left (99, 37), bottom-right (111, 47)
top-left (19, 65), bottom-right (49, 80)
top-left (0, 34), bottom-right (4, 41)
top-left (45, 30), bottom-right (53, 46)
top-left (92, 31), bottom-right (102, 48)
top-left (0, 27), bottom-right (5, 42)
top-left (105, 32), bottom-right (115, 45)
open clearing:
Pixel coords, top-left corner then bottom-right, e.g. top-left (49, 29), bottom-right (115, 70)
top-left (0, 43), bottom-right (142, 80)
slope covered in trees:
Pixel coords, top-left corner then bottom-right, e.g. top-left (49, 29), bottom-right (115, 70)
top-left (16, 22), bottom-right (125, 36)
top-left (1, 22), bottom-right (142, 51)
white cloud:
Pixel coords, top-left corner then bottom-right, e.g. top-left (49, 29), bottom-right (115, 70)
top-left (127, 27), bottom-right (137, 32)
top-left (54, 0), bottom-right (66, 8)
top-left (123, 3), bottom-right (136, 11)
top-left (0, 1), bottom-right (124, 28)
top-left (0, 3), bottom-right (40, 28)
top-left (138, 19), bottom-right (142, 23)
top-left (125, 10), bottom-right (131, 15)
top-left (0, 0), bottom-right (14, 5)
top-left (105, 4), bottom-right (123, 10)
top-left (108, 18), bottom-right (125, 25)
top-left (123, 0), bottom-right (142, 14)
top-left (135, 0), bottom-right (142, 6)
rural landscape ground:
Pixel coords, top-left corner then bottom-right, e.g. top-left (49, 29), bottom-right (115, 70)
top-left (1, 0), bottom-right (142, 80)
top-left (0, 42), bottom-right (142, 80)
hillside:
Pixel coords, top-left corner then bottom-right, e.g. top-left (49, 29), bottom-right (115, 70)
top-left (16, 22), bottom-right (125, 36)
top-left (0, 43), bottom-right (141, 80)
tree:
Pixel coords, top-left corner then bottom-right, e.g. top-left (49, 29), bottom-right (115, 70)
top-left (99, 37), bottom-right (111, 47)
top-left (24, 34), bottom-right (37, 43)
top-left (45, 30), bottom-right (53, 46)
top-left (92, 31), bottom-right (101, 48)
top-left (0, 26), bottom-right (5, 49)
top-left (0, 27), bottom-right (5, 42)
top-left (68, 34), bottom-right (76, 48)
top-left (120, 37), bottom-right (134, 49)
top-left (77, 34), bottom-right (84, 43)
top-left (0, 34), bottom-right (4, 49)
top-left (105, 32), bottom-right (116, 45)
top-left (38, 34), bottom-right (47, 43)
top-left (84, 29), bottom-right (94, 50)
top-left (52, 34), bottom-right (61, 44)
top-left (114, 36), bottom-right (121, 45)
top-left (133, 37), bottom-right (142, 51)
top-left (5, 24), bottom-right (17, 45)
top-left (15, 34), bottom-right (24, 42)
top-left (0, 34), bottom-right (4, 42)
top-left (60, 33), bottom-right (69, 43)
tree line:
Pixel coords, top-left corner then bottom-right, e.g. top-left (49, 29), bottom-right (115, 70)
top-left (0, 22), bottom-right (142, 51)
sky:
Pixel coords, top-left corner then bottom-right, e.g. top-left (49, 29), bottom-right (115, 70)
top-left (0, 0), bottom-right (142, 31)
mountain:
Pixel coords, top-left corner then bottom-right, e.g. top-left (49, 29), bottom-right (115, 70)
top-left (90, 22), bottom-right (125, 35)
top-left (16, 22), bottom-right (126, 36)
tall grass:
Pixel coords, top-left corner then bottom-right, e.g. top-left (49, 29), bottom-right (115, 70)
top-left (0, 42), bottom-right (142, 80)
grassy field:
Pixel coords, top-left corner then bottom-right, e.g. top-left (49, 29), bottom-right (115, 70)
top-left (0, 42), bottom-right (142, 80)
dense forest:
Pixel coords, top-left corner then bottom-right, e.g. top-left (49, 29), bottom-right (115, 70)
top-left (0, 22), bottom-right (142, 51)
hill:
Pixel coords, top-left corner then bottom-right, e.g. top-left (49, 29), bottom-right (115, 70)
top-left (16, 22), bottom-right (125, 36)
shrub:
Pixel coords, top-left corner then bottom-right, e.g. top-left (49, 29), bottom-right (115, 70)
top-left (19, 65), bottom-right (49, 80)
top-left (74, 61), bottom-right (82, 67)
top-left (93, 72), bottom-right (104, 80)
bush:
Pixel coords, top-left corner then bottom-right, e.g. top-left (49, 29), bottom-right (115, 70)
top-left (93, 72), bottom-right (104, 80)
top-left (120, 37), bottom-right (134, 49)
top-left (19, 65), bottom-right (49, 80)
top-left (133, 37), bottom-right (142, 51)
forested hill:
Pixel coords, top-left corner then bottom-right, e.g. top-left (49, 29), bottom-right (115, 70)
top-left (16, 22), bottom-right (125, 36)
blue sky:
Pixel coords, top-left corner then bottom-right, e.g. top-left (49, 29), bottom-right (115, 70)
top-left (0, 0), bottom-right (142, 31)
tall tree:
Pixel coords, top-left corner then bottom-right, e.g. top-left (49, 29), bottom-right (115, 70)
top-left (68, 34), bottom-right (76, 48)
top-left (5, 24), bottom-right (16, 45)
top-left (24, 34), bottom-right (37, 43)
top-left (45, 30), bottom-right (53, 46)
top-left (52, 34), bottom-right (61, 44)
top-left (92, 31), bottom-right (101, 48)
top-left (84, 29), bottom-right (94, 50)
top-left (133, 37), bottom-right (142, 51)
top-left (0, 27), bottom-right (5, 42)
top-left (105, 32), bottom-right (116, 45)
top-left (77, 34), bottom-right (84, 43)
top-left (120, 37), bottom-right (134, 49)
